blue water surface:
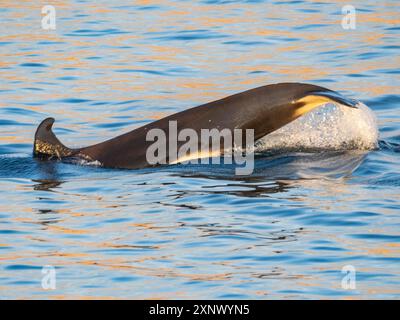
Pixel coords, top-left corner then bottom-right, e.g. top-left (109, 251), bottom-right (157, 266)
top-left (0, 0), bottom-right (399, 299)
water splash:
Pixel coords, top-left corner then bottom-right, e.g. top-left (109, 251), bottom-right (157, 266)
top-left (256, 102), bottom-right (379, 152)
top-left (70, 158), bottom-right (102, 167)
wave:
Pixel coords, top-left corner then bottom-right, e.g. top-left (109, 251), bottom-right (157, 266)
top-left (256, 102), bottom-right (379, 152)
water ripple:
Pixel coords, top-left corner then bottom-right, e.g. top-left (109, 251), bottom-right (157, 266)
top-left (0, 0), bottom-right (399, 300)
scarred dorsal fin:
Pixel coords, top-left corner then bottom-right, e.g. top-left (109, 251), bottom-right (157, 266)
top-left (33, 118), bottom-right (74, 159)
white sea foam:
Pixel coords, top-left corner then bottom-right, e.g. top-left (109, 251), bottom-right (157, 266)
top-left (0, 153), bottom-right (30, 158)
top-left (255, 102), bottom-right (378, 152)
top-left (73, 159), bottom-right (103, 167)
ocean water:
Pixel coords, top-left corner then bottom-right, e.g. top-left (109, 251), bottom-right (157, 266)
top-left (0, 0), bottom-right (399, 299)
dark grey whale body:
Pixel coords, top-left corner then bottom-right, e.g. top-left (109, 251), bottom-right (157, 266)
top-left (33, 82), bottom-right (358, 169)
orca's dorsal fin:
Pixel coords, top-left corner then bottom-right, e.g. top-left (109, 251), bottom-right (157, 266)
top-left (33, 118), bottom-right (74, 159)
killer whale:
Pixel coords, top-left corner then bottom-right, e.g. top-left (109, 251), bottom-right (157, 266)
top-left (33, 82), bottom-right (358, 169)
